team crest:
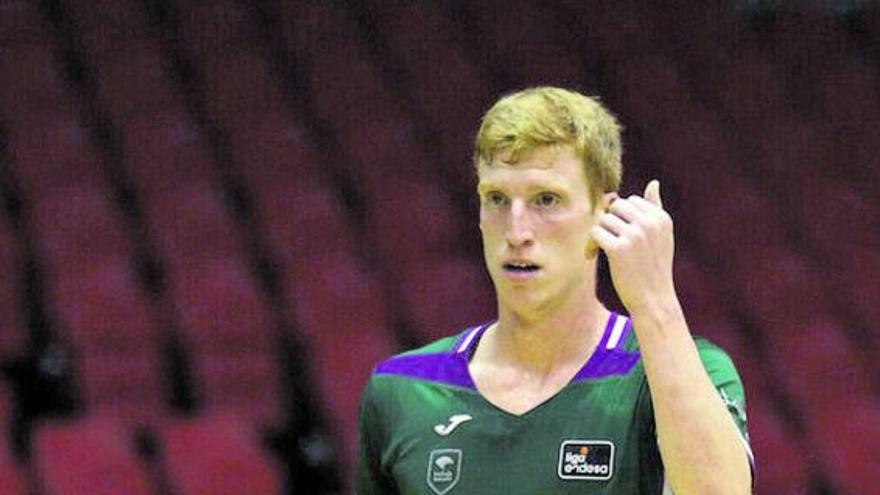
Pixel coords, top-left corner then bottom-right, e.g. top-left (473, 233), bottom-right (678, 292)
top-left (427, 449), bottom-right (462, 494)
top-left (557, 440), bottom-right (614, 481)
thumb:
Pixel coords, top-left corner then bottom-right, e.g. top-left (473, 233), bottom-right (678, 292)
top-left (645, 179), bottom-right (663, 208)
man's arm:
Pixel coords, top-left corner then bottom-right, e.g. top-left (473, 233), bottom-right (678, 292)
top-left (591, 180), bottom-right (752, 495)
top-left (356, 379), bottom-right (397, 495)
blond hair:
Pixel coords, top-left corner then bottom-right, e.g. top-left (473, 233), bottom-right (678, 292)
top-left (474, 87), bottom-right (623, 206)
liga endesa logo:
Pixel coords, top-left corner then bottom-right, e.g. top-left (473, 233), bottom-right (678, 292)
top-left (557, 440), bottom-right (614, 481)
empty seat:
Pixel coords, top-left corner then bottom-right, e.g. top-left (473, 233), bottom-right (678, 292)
top-left (0, 219), bottom-right (24, 361)
top-left (200, 49), bottom-right (284, 128)
top-left (159, 413), bottom-right (283, 495)
top-left (0, 381), bottom-right (28, 495)
top-left (736, 246), bottom-right (833, 334)
top-left (0, 42), bottom-right (68, 116)
top-left (684, 176), bottom-right (788, 276)
top-left (171, 257), bottom-right (273, 354)
top-left (77, 352), bottom-right (166, 425)
top-left (367, 178), bottom-right (464, 267)
top-left (122, 108), bottom-right (215, 192)
top-left (749, 404), bottom-right (812, 495)
top-left (344, 117), bottom-right (433, 190)
top-left (259, 183), bottom-right (357, 269)
top-left (7, 110), bottom-right (105, 193)
top-left (67, 0), bottom-right (150, 50)
top-left (0, 0), bottom-right (48, 45)
top-left (290, 248), bottom-right (395, 475)
top-left (94, 39), bottom-right (182, 120)
top-left (765, 319), bottom-right (872, 407)
top-left (48, 257), bottom-right (165, 425)
top-left (399, 256), bottom-right (495, 343)
top-left (806, 398), bottom-right (880, 495)
top-left (230, 110), bottom-right (321, 189)
top-left (30, 185), bottom-right (132, 276)
top-left (32, 417), bottom-right (154, 495)
top-left (175, 0), bottom-right (257, 57)
top-left (171, 257), bottom-right (283, 425)
top-left (459, 0), bottom-right (588, 87)
top-left (49, 257), bottom-right (157, 353)
top-left (144, 182), bottom-right (245, 271)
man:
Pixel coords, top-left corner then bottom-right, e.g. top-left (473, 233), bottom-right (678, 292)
top-left (357, 87), bottom-right (753, 494)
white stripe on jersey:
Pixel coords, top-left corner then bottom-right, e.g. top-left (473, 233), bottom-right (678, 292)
top-left (456, 325), bottom-right (484, 354)
top-left (605, 315), bottom-right (629, 350)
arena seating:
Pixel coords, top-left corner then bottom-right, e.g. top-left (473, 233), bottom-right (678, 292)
top-left (0, 1), bottom-right (876, 494)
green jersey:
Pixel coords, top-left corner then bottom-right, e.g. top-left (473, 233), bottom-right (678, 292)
top-left (357, 312), bottom-right (752, 494)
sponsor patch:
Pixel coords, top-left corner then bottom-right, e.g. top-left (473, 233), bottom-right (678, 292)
top-left (557, 440), bottom-right (614, 481)
top-left (427, 449), bottom-right (462, 494)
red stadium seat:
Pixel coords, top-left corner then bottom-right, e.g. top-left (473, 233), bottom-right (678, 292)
top-left (290, 248), bottom-right (395, 477)
top-left (684, 175), bottom-right (788, 276)
top-left (94, 39), bottom-right (183, 120)
top-left (230, 110), bottom-right (321, 189)
top-left (67, 0), bottom-right (149, 49)
top-left (175, 0), bottom-right (256, 57)
top-left (795, 178), bottom-right (880, 261)
top-left (7, 110), bottom-right (105, 193)
top-left (399, 256), bottom-right (495, 343)
top-left (366, 178), bottom-right (464, 267)
top-left (0, 220), bottom-right (25, 361)
top-left (77, 352), bottom-right (166, 425)
top-left (258, 183), bottom-right (357, 268)
top-left (158, 414), bottom-right (284, 495)
top-left (344, 117), bottom-right (431, 187)
top-left (765, 319), bottom-right (872, 408)
top-left (288, 2), bottom-right (404, 132)
top-left (49, 257), bottom-right (157, 353)
top-left (32, 417), bottom-right (154, 495)
top-left (200, 49), bottom-right (284, 128)
top-left (736, 246), bottom-right (834, 334)
top-left (0, 0), bottom-right (48, 45)
top-left (840, 249), bottom-right (880, 343)
top-left (0, 381), bottom-right (28, 495)
top-left (749, 404), bottom-right (812, 495)
top-left (144, 182), bottom-right (245, 271)
top-left (0, 42), bottom-right (68, 116)
top-left (807, 398), bottom-right (880, 495)
top-left (171, 257), bottom-right (273, 353)
top-left (31, 186), bottom-right (132, 277)
top-left (673, 248), bottom-right (734, 329)
top-left (468, 0), bottom-right (589, 87)
top-left (715, 54), bottom-right (793, 126)
top-left (171, 257), bottom-right (283, 425)
top-left (122, 108), bottom-right (215, 192)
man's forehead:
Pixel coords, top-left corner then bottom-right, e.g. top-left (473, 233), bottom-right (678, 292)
top-left (477, 145), bottom-right (586, 189)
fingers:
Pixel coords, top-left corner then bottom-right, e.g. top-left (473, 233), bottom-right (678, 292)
top-left (590, 225), bottom-right (619, 251)
top-left (599, 210), bottom-right (630, 235)
top-left (644, 180), bottom-right (663, 208)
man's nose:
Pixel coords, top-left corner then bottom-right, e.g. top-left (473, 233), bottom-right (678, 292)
top-left (506, 200), bottom-right (534, 247)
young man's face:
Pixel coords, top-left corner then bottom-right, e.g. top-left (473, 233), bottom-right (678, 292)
top-left (477, 145), bottom-right (610, 314)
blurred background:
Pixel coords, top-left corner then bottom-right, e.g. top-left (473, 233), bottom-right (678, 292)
top-left (0, 0), bottom-right (878, 493)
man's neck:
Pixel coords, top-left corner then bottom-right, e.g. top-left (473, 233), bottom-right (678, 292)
top-left (483, 291), bottom-right (610, 378)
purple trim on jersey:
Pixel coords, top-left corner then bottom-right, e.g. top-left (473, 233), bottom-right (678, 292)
top-left (571, 315), bottom-right (640, 382)
top-left (374, 314), bottom-right (639, 388)
top-left (374, 352), bottom-right (477, 389)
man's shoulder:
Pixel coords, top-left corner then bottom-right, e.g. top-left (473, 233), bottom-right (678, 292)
top-left (366, 324), bottom-right (488, 390)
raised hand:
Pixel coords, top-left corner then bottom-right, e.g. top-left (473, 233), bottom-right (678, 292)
top-left (589, 180), bottom-right (677, 316)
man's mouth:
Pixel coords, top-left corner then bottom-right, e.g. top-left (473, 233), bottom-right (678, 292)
top-left (503, 262), bottom-right (541, 273)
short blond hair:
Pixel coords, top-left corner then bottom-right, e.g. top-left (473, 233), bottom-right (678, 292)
top-left (474, 87), bottom-right (623, 206)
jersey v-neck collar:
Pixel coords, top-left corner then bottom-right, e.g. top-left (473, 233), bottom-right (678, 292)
top-left (456, 311), bottom-right (639, 385)
top-left (374, 312), bottom-right (641, 390)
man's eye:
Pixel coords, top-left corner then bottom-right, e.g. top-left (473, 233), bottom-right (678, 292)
top-left (536, 193), bottom-right (560, 207)
top-left (486, 192), bottom-right (506, 206)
